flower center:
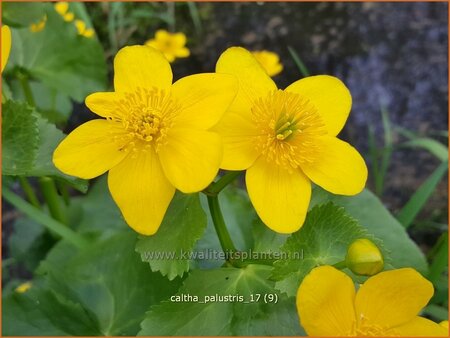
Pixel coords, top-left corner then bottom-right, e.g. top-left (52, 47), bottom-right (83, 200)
top-left (110, 87), bottom-right (178, 154)
top-left (351, 314), bottom-right (391, 336)
top-left (251, 89), bottom-right (326, 170)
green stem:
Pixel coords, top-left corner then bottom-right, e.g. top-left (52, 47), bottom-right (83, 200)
top-left (18, 74), bottom-right (36, 106)
top-left (207, 195), bottom-right (237, 254)
top-left (18, 177), bottom-right (40, 209)
top-left (2, 188), bottom-right (88, 249)
top-left (57, 180), bottom-right (70, 206)
top-left (203, 171), bottom-right (242, 196)
top-left (332, 260), bottom-right (347, 270)
top-left (39, 177), bottom-right (67, 224)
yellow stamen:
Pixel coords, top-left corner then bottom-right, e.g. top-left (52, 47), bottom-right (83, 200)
top-left (251, 89), bottom-right (327, 170)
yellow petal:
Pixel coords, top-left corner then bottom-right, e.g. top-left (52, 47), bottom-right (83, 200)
top-left (172, 32), bottom-right (187, 47)
top-left (113, 45), bottom-right (172, 92)
top-left (155, 29), bottom-right (170, 41)
top-left (63, 12), bottom-right (74, 22)
top-left (440, 321), bottom-right (449, 329)
top-left (108, 150), bottom-right (175, 235)
top-left (212, 109), bottom-right (260, 170)
top-left (246, 157), bottom-right (311, 233)
top-left (1, 25), bottom-right (11, 73)
top-left (174, 47), bottom-right (190, 58)
top-left (85, 92), bottom-right (123, 118)
top-left (216, 47), bottom-right (277, 113)
top-left (54, 2), bottom-right (68, 15)
top-left (158, 129), bottom-right (222, 193)
top-left (171, 73), bottom-right (238, 130)
top-left (355, 268), bottom-right (434, 330)
top-left (297, 266), bottom-right (357, 336)
top-left (299, 136), bottom-right (367, 195)
top-left (285, 75), bottom-right (352, 136)
top-left (388, 317), bottom-right (448, 336)
top-left (53, 120), bottom-right (128, 179)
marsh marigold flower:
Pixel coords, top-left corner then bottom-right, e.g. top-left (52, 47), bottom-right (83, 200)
top-left (30, 15), bottom-right (47, 33)
top-left (75, 20), bottom-right (94, 38)
top-left (145, 29), bottom-right (190, 63)
top-left (1, 25), bottom-right (11, 73)
top-left (15, 281), bottom-right (32, 293)
top-left (54, 2), bottom-right (74, 22)
top-left (214, 47), bottom-right (367, 233)
top-left (296, 266), bottom-right (447, 336)
top-left (252, 50), bottom-right (283, 77)
top-left (53, 46), bottom-right (237, 235)
top-left (345, 238), bottom-right (384, 276)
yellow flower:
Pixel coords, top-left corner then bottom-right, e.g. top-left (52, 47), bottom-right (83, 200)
top-left (54, 2), bottom-right (74, 22)
top-left (345, 238), bottom-right (384, 276)
top-left (251, 50), bottom-right (283, 77)
top-left (439, 321), bottom-right (448, 329)
top-left (214, 47), bottom-right (367, 233)
top-left (296, 266), bottom-right (447, 336)
top-left (75, 20), bottom-right (95, 38)
top-left (53, 46), bottom-right (237, 235)
top-left (145, 29), bottom-right (190, 63)
top-left (1, 25), bottom-right (11, 73)
top-left (15, 281), bottom-right (32, 293)
top-left (30, 15), bottom-right (47, 33)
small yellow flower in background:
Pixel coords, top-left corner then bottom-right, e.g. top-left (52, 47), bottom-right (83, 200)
top-left (252, 50), bottom-right (283, 77)
top-left (75, 20), bottom-right (95, 38)
top-left (15, 281), bottom-right (32, 293)
top-left (297, 266), bottom-right (447, 336)
top-left (145, 29), bottom-right (190, 63)
top-left (54, 2), bottom-right (75, 22)
top-left (30, 15), bottom-right (47, 33)
top-left (53, 45), bottom-right (237, 235)
top-left (215, 47), bottom-right (367, 233)
top-left (345, 238), bottom-right (384, 276)
top-left (1, 25), bottom-right (11, 73)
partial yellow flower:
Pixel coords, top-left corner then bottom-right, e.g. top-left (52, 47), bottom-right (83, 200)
top-left (30, 15), bottom-right (47, 33)
top-left (345, 238), bottom-right (384, 276)
top-left (439, 321), bottom-right (448, 329)
top-left (15, 281), bottom-right (32, 293)
top-left (145, 29), bottom-right (190, 63)
top-left (1, 25), bottom-right (11, 73)
top-left (252, 50), bottom-right (283, 77)
top-left (297, 266), bottom-right (447, 336)
top-left (53, 45), bottom-right (237, 235)
top-left (214, 47), bottom-right (367, 233)
top-left (54, 2), bottom-right (74, 22)
top-left (75, 20), bottom-right (95, 38)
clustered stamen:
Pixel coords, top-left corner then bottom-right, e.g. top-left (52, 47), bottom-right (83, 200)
top-left (108, 87), bottom-right (178, 154)
top-left (252, 89), bottom-right (326, 170)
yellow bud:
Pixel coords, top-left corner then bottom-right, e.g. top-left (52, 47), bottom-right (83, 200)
top-left (345, 238), bottom-right (384, 276)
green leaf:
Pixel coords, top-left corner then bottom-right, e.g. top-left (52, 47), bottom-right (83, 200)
top-left (139, 265), bottom-right (303, 336)
top-left (400, 135), bottom-right (448, 162)
top-left (2, 286), bottom-right (101, 336)
top-left (10, 79), bottom-right (72, 124)
top-left (397, 161), bottom-right (448, 228)
top-left (70, 175), bottom-right (127, 237)
top-left (4, 232), bottom-right (182, 336)
top-left (271, 203), bottom-right (384, 297)
top-left (2, 2), bottom-right (45, 27)
top-left (136, 192), bottom-right (207, 280)
top-left (33, 115), bottom-right (87, 191)
top-left (1, 100), bottom-right (87, 191)
top-left (9, 5), bottom-right (107, 102)
top-left (2, 100), bottom-right (39, 175)
top-left (311, 188), bottom-right (428, 274)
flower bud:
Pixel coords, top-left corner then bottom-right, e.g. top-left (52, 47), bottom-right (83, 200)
top-left (345, 238), bottom-right (384, 276)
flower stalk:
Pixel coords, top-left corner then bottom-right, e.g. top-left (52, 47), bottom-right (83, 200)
top-left (203, 171), bottom-right (242, 196)
top-left (18, 177), bottom-right (41, 209)
top-left (39, 177), bottom-right (67, 225)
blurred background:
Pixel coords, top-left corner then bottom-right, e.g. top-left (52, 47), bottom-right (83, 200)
top-left (3, 1), bottom-right (448, 323)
